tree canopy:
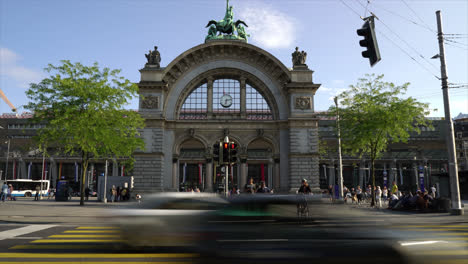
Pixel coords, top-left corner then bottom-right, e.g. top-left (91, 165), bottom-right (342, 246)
top-left (25, 60), bottom-right (145, 205)
top-left (329, 74), bottom-right (431, 205)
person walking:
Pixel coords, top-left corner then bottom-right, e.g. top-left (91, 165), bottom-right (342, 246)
top-left (298, 179), bottom-right (312, 194)
top-left (382, 186), bottom-right (388, 205)
top-left (375, 186), bottom-right (382, 208)
top-left (85, 187), bottom-right (90, 201)
top-left (244, 178), bottom-right (256, 194)
top-left (34, 185), bottom-right (40, 201)
top-left (391, 181), bottom-right (398, 196)
top-left (1, 182), bottom-right (8, 202)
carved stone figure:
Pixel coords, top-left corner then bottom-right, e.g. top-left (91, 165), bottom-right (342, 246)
top-left (145, 46), bottom-right (161, 68)
top-left (292, 47), bottom-right (307, 67)
top-left (295, 97), bottom-right (311, 110)
top-left (141, 95), bottom-right (159, 109)
top-left (205, 0), bottom-right (249, 41)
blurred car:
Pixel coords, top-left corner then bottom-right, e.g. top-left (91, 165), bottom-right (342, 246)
top-left (110, 192), bottom-right (228, 248)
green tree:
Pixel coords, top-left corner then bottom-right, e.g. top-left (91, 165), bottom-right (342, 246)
top-left (25, 60), bottom-right (145, 205)
top-left (330, 74), bottom-right (431, 206)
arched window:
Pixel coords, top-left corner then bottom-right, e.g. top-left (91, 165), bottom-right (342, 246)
top-left (179, 78), bottom-right (273, 120)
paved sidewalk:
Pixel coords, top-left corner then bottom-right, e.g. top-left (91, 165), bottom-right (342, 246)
top-left (0, 197), bottom-right (131, 224)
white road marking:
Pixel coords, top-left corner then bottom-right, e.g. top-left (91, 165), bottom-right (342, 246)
top-left (0, 225), bottom-right (56, 240)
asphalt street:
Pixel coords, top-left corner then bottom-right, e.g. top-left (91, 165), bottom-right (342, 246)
top-left (0, 197), bottom-right (467, 263)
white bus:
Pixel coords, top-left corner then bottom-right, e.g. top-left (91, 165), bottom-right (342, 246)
top-left (5, 179), bottom-right (50, 197)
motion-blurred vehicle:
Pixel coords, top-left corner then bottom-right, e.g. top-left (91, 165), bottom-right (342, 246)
top-left (112, 193), bottom-right (414, 263)
top-left (111, 192), bottom-right (228, 248)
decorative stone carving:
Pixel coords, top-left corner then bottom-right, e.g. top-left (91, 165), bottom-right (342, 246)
top-left (141, 95), bottom-right (159, 109)
top-left (292, 47), bottom-right (307, 68)
top-left (295, 97), bottom-right (311, 110)
top-left (188, 128), bottom-right (195, 136)
top-left (145, 46), bottom-right (161, 68)
top-left (257, 129), bottom-right (264, 137)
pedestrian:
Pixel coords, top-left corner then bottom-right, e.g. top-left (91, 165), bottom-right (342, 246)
top-left (431, 185), bottom-right (437, 198)
top-left (116, 186), bottom-right (121, 202)
top-left (244, 178), bottom-right (256, 194)
top-left (256, 181), bottom-right (271, 193)
top-left (382, 186), bottom-right (388, 205)
top-left (327, 185), bottom-right (334, 201)
top-left (35, 185), bottom-right (40, 201)
top-left (375, 186), bottom-right (382, 208)
top-left (391, 181), bottom-right (398, 196)
top-left (111, 185), bottom-right (116, 202)
top-left (356, 186), bottom-right (363, 204)
top-left (85, 187), bottom-right (90, 201)
top-left (68, 186), bottom-right (73, 201)
top-left (135, 193), bottom-right (142, 203)
top-left (298, 179), bottom-right (312, 194)
top-left (1, 182), bottom-right (8, 202)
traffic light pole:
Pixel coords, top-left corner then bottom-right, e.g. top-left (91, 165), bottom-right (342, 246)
top-left (436, 10), bottom-right (463, 215)
top-left (224, 136), bottom-right (230, 197)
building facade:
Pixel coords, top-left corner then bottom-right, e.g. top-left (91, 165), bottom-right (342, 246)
top-left (133, 41), bottom-right (321, 194)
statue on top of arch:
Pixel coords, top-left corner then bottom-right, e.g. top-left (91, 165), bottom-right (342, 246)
top-left (205, 0), bottom-right (250, 42)
top-left (292, 47), bottom-right (308, 69)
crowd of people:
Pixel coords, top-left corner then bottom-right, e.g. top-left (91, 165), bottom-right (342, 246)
top-left (342, 181), bottom-right (439, 211)
top-left (1, 182), bottom-right (16, 202)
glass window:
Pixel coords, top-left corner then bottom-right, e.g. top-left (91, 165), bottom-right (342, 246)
top-left (246, 84), bottom-right (272, 120)
top-left (180, 83), bottom-right (207, 120)
top-left (213, 79), bottom-right (240, 113)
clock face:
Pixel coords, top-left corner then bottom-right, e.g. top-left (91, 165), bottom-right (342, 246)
top-left (220, 94), bottom-right (233, 108)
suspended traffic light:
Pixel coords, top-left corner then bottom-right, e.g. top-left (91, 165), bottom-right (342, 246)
top-left (229, 142), bottom-right (238, 164)
top-left (357, 16), bottom-right (381, 67)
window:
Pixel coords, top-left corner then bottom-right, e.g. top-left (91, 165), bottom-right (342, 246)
top-left (179, 78), bottom-right (273, 120)
top-left (180, 83), bottom-right (207, 120)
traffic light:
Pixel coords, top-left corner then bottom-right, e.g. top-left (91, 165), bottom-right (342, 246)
top-left (357, 16), bottom-right (381, 67)
top-left (229, 142), bottom-right (238, 164)
top-left (213, 143), bottom-right (220, 163)
top-left (222, 142), bottom-right (229, 164)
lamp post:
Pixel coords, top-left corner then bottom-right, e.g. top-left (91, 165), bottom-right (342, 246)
top-left (334, 97), bottom-right (344, 199)
top-left (103, 160), bottom-right (108, 203)
top-left (5, 139), bottom-right (10, 182)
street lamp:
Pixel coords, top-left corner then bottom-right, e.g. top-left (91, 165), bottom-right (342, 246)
top-left (4, 139), bottom-right (10, 182)
top-left (334, 97), bottom-right (343, 199)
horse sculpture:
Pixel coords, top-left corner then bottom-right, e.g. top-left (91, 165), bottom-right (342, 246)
top-left (205, 0), bottom-right (249, 41)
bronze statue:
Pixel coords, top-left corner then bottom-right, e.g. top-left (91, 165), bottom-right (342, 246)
top-left (292, 47), bottom-right (307, 67)
top-left (145, 46), bottom-right (161, 67)
top-left (205, 0), bottom-right (249, 41)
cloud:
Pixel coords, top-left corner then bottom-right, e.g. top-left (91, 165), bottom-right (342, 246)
top-left (238, 2), bottom-right (297, 49)
top-left (0, 47), bottom-right (43, 88)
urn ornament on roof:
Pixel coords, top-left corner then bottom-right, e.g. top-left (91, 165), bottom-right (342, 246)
top-left (205, 0), bottom-right (250, 42)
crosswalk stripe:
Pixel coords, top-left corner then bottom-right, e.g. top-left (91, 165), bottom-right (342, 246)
top-left (0, 225), bottom-right (57, 240)
top-left (31, 239), bottom-right (123, 243)
top-left (76, 227), bottom-right (119, 230)
top-left (64, 230), bottom-right (120, 233)
top-left (0, 253), bottom-right (198, 258)
top-left (10, 245), bottom-right (112, 250)
top-left (49, 235), bottom-right (119, 238)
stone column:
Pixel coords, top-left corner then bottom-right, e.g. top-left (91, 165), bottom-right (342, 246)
top-left (205, 159), bottom-right (213, 192)
top-left (172, 157), bottom-right (178, 191)
top-left (274, 158), bottom-right (280, 191)
top-left (240, 76), bottom-right (246, 118)
top-left (328, 163), bottom-right (335, 186)
top-left (207, 77), bottom-right (214, 118)
top-left (240, 159), bottom-right (247, 192)
top-left (413, 163), bottom-right (418, 192)
top-left (89, 163), bottom-right (95, 188)
top-left (19, 158), bottom-right (27, 179)
top-left (50, 159), bottom-right (57, 187)
top-left (359, 161), bottom-right (365, 188)
top-left (390, 160), bottom-right (397, 187)
top-left (112, 160), bottom-right (118, 177)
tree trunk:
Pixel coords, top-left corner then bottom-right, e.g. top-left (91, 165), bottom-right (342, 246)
top-left (80, 152), bottom-right (88, 206)
top-left (371, 158), bottom-right (376, 207)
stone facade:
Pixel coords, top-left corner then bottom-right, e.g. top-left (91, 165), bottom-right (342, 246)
top-left (133, 40), bottom-right (321, 194)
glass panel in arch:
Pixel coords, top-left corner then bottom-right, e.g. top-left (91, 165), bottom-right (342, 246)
top-left (213, 79), bottom-right (240, 113)
top-left (246, 84), bottom-right (272, 120)
top-left (180, 83), bottom-right (207, 120)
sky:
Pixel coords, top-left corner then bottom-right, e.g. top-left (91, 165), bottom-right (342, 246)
top-left (0, 0), bottom-right (467, 117)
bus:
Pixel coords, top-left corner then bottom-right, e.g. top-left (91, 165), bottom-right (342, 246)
top-left (5, 179), bottom-right (50, 197)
